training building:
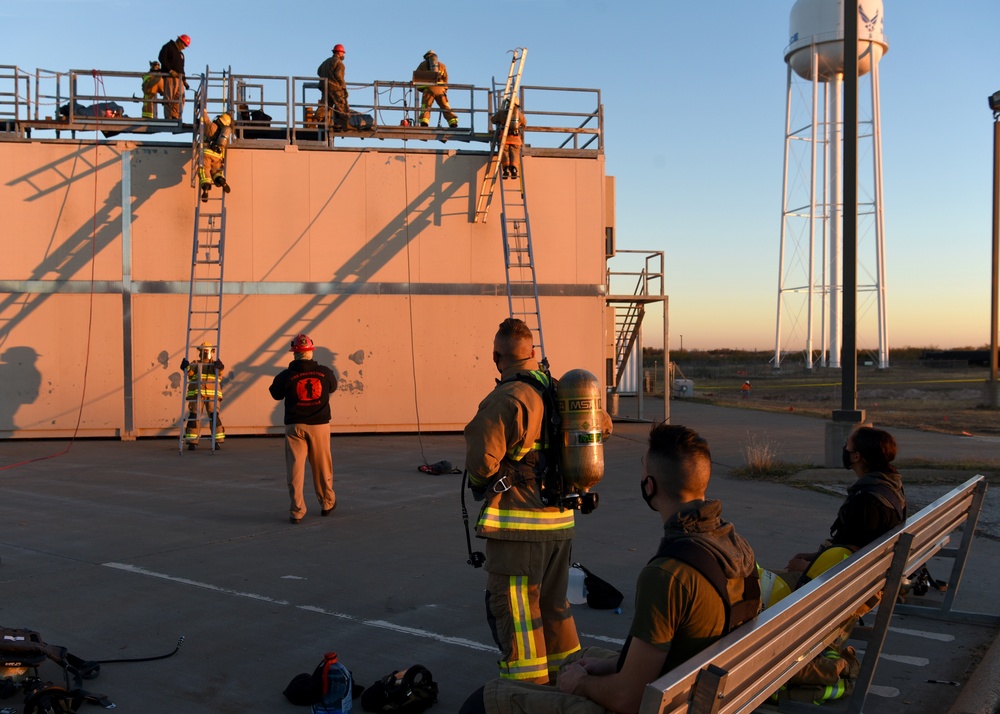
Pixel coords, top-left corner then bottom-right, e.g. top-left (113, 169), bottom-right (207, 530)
top-left (0, 58), bottom-right (664, 439)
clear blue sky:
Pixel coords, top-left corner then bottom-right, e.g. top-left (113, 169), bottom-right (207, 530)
top-left (4, 1), bottom-right (999, 352)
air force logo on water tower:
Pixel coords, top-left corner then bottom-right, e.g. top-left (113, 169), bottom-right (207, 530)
top-left (859, 5), bottom-right (880, 33)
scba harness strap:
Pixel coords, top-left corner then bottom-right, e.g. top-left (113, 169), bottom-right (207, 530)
top-left (360, 665), bottom-right (438, 713)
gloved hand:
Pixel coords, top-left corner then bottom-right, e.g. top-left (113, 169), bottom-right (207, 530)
top-left (183, 80), bottom-right (190, 90)
top-left (180, 358), bottom-right (190, 370)
top-left (470, 485), bottom-right (487, 502)
top-left (169, 70), bottom-right (179, 78)
top-left (214, 360), bottom-right (224, 371)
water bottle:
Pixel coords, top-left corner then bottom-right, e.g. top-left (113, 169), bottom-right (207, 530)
top-left (313, 652), bottom-right (352, 713)
top-left (567, 563), bottom-right (588, 605)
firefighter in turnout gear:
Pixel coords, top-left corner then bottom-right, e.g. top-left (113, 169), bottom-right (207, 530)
top-left (464, 318), bottom-right (580, 684)
top-left (180, 343), bottom-right (225, 449)
top-left (141, 60), bottom-right (164, 119)
top-left (491, 97), bottom-right (526, 180)
top-left (199, 110), bottom-right (233, 203)
top-left (415, 50), bottom-right (458, 128)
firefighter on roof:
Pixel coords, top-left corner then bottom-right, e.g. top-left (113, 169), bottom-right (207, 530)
top-left (199, 110), bottom-right (233, 203)
top-left (158, 34), bottom-right (190, 120)
top-left (415, 50), bottom-right (458, 128)
top-left (180, 343), bottom-right (225, 449)
top-left (141, 60), bottom-right (164, 119)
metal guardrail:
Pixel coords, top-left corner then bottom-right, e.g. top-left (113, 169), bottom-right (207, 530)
top-left (639, 475), bottom-right (995, 714)
top-left (0, 65), bottom-right (603, 152)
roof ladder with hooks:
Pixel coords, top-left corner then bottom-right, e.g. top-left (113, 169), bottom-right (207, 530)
top-left (473, 48), bottom-right (526, 225)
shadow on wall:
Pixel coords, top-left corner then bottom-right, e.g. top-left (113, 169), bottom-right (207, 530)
top-left (0, 346), bottom-right (42, 431)
top-left (1, 146), bottom-right (187, 342)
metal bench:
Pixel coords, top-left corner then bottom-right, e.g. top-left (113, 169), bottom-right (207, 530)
top-left (639, 475), bottom-right (997, 714)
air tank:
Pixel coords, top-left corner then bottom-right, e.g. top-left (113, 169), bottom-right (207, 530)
top-left (556, 369), bottom-right (605, 491)
top-left (785, 0), bottom-right (888, 82)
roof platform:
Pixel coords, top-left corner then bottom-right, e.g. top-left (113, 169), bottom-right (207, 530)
top-left (0, 65), bottom-right (604, 155)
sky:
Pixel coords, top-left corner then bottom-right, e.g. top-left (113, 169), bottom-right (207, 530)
top-left (3, 0), bottom-right (999, 352)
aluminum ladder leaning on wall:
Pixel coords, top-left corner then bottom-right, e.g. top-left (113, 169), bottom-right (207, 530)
top-left (177, 70), bottom-right (229, 454)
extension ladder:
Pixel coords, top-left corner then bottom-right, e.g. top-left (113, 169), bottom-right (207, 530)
top-left (498, 147), bottom-right (546, 366)
top-left (473, 48), bottom-right (527, 224)
top-left (178, 72), bottom-right (228, 454)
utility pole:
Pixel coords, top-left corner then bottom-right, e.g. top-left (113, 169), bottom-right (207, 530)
top-left (826, 0), bottom-right (866, 464)
top-left (988, 91), bottom-right (1000, 407)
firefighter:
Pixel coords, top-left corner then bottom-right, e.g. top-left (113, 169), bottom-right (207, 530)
top-left (414, 50), bottom-right (458, 128)
top-left (180, 343), bottom-right (225, 449)
top-left (141, 60), bottom-right (164, 119)
top-left (464, 318), bottom-right (580, 683)
top-left (198, 110), bottom-right (233, 203)
top-left (158, 34), bottom-right (190, 120)
top-left (491, 97), bottom-right (526, 179)
top-left (317, 43), bottom-right (350, 129)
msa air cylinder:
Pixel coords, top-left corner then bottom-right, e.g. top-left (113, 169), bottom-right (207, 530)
top-left (556, 369), bottom-right (605, 491)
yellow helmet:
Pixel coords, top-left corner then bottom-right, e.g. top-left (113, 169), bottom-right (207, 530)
top-left (198, 343), bottom-right (216, 361)
top-left (217, 112), bottom-right (232, 127)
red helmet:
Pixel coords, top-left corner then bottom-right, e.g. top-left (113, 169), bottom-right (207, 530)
top-left (178, 34), bottom-right (191, 47)
top-left (333, 43), bottom-right (345, 54)
top-left (290, 334), bottom-right (315, 353)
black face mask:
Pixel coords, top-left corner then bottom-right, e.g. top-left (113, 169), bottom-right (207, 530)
top-left (842, 447), bottom-right (853, 470)
top-left (640, 475), bottom-right (657, 511)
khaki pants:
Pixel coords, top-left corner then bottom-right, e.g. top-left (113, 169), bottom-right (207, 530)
top-left (163, 75), bottom-right (185, 119)
top-left (284, 422), bottom-right (336, 519)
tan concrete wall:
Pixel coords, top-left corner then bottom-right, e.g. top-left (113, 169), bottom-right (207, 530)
top-left (0, 139), bottom-right (609, 438)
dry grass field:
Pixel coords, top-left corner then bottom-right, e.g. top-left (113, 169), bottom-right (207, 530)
top-left (658, 350), bottom-right (1000, 438)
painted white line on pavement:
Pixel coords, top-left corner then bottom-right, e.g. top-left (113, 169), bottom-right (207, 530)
top-left (855, 649), bottom-right (929, 666)
top-left (104, 562), bottom-right (497, 652)
top-left (888, 626), bottom-right (955, 642)
top-left (868, 685), bottom-right (900, 698)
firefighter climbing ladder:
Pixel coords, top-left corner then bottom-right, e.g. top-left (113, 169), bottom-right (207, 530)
top-left (473, 48), bottom-right (526, 224)
top-left (474, 49), bottom-right (546, 365)
top-left (178, 71), bottom-right (228, 454)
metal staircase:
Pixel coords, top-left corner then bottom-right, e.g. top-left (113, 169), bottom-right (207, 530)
top-left (178, 70), bottom-right (229, 454)
top-left (473, 48), bottom-right (526, 224)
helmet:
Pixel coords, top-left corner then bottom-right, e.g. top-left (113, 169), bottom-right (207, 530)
top-left (424, 50), bottom-right (437, 59)
top-left (333, 43), bottom-right (345, 54)
top-left (178, 34), bottom-right (191, 47)
top-left (217, 112), bottom-right (232, 127)
top-left (290, 334), bottom-right (315, 353)
top-left (198, 342), bottom-right (216, 361)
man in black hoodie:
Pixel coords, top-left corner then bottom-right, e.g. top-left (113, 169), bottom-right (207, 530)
top-left (269, 333), bottom-right (338, 524)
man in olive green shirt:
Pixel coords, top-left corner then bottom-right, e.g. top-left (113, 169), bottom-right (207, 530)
top-left (459, 423), bottom-right (757, 714)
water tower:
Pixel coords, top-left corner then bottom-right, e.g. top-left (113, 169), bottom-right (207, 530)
top-left (773, 0), bottom-right (889, 369)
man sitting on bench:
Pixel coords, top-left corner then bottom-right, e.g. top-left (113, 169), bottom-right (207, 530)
top-left (459, 423), bottom-right (759, 714)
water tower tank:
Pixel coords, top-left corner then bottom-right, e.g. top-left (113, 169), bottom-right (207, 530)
top-left (785, 0), bottom-right (888, 82)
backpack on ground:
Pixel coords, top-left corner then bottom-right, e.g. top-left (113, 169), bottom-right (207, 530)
top-left (360, 665), bottom-right (438, 713)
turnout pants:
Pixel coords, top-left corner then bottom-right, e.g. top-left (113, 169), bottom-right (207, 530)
top-left (419, 86), bottom-right (457, 126)
top-left (284, 422), bottom-right (336, 519)
top-left (485, 538), bottom-right (580, 684)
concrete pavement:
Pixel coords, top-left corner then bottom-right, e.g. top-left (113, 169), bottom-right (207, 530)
top-left (0, 401), bottom-right (997, 712)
